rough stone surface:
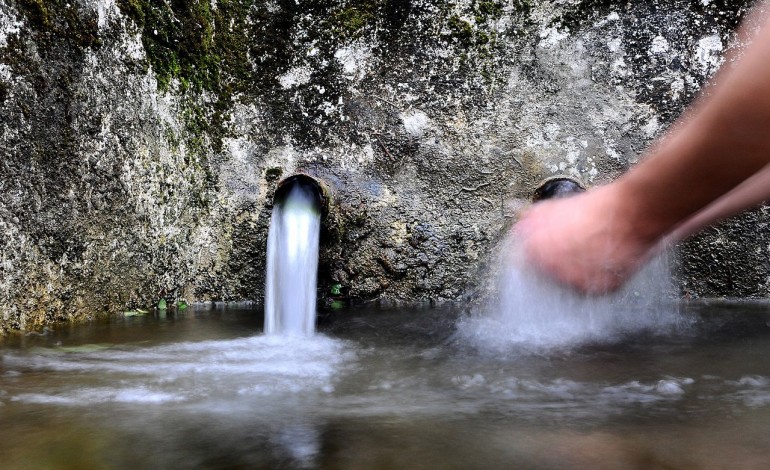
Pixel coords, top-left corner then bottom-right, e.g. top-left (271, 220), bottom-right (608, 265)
top-left (0, 0), bottom-right (765, 334)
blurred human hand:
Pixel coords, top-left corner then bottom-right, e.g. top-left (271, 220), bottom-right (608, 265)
top-left (512, 184), bottom-right (658, 295)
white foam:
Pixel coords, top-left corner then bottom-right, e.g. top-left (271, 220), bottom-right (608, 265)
top-left (457, 240), bottom-right (684, 353)
top-left (598, 378), bottom-right (691, 404)
top-left (655, 379), bottom-right (686, 395)
top-left (13, 387), bottom-right (185, 405)
top-left (3, 334), bottom-right (355, 405)
top-left (451, 374), bottom-right (693, 409)
top-left (724, 375), bottom-right (770, 407)
top-left (734, 375), bottom-right (770, 387)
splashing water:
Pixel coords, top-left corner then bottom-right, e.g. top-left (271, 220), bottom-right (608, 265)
top-left (265, 184), bottom-right (321, 336)
top-left (3, 334), bottom-right (354, 405)
top-left (457, 239), bottom-right (685, 353)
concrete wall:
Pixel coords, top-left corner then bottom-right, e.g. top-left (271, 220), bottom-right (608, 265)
top-left (0, 0), bottom-right (763, 334)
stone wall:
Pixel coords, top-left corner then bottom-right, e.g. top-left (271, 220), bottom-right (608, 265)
top-left (0, 0), bottom-right (763, 334)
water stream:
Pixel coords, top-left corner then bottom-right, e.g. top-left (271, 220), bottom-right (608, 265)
top-left (457, 238), bottom-right (685, 352)
top-left (264, 183), bottom-right (321, 336)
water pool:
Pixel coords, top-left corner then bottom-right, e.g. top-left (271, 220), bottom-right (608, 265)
top-left (2, 302), bottom-right (770, 469)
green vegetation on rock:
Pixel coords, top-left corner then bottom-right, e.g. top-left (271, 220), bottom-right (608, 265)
top-left (16, 0), bottom-right (102, 51)
top-left (332, 3), bottom-right (377, 39)
top-left (117, 0), bottom-right (221, 92)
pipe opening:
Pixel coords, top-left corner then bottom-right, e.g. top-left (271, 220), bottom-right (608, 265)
top-left (532, 176), bottom-right (586, 202)
top-left (273, 174), bottom-right (328, 214)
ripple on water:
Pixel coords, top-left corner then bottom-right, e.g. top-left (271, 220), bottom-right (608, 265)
top-left (2, 334), bottom-right (356, 405)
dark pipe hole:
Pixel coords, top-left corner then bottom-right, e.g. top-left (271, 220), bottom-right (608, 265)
top-left (274, 174), bottom-right (326, 213)
top-left (532, 177), bottom-right (586, 202)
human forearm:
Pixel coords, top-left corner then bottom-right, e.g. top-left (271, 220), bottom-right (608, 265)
top-left (665, 163), bottom-right (770, 242)
top-left (514, 3), bottom-right (770, 295)
top-left (611, 12), bottom-right (770, 243)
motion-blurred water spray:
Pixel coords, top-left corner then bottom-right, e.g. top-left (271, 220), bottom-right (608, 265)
top-left (458, 237), bottom-right (684, 353)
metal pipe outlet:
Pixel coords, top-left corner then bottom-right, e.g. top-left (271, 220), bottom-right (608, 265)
top-left (532, 176), bottom-right (586, 202)
top-left (273, 173), bottom-right (331, 214)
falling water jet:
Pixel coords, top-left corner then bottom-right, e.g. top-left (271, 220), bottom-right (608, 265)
top-left (456, 174), bottom-right (683, 353)
top-left (264, 174), bottom-right (328, 336)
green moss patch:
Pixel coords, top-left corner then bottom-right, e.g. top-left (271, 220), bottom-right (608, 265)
top-left (15, 0), bottom-right (102, 52)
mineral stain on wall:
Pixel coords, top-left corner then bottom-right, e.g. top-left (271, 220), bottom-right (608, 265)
top-left (0, 0), bottom-right (764, 334)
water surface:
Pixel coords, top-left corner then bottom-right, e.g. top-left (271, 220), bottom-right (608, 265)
top-left (2, 302), bottom-right (770, 469)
